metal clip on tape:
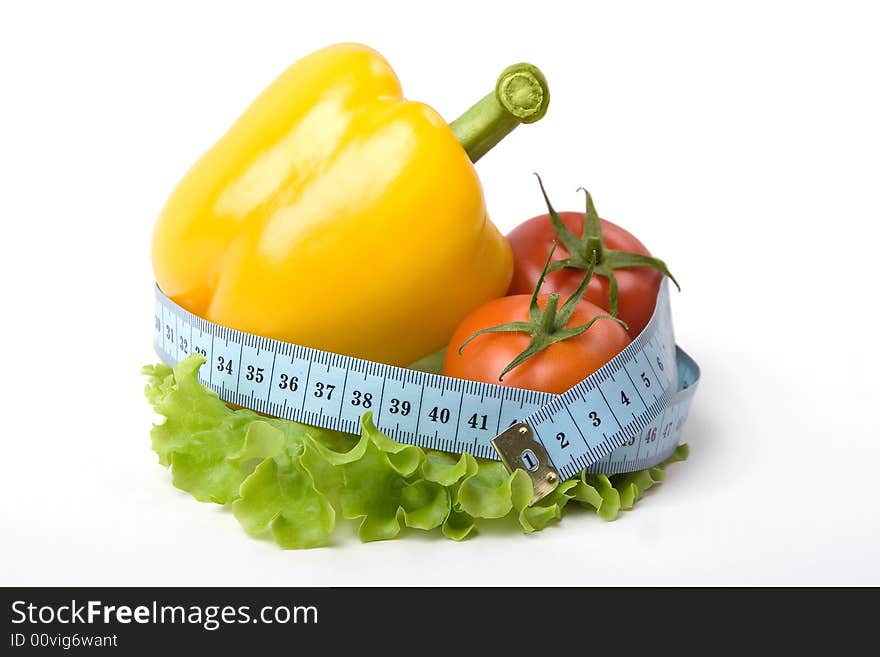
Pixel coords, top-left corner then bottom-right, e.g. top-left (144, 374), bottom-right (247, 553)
top-left (492, 423), bottom-right (560, 504)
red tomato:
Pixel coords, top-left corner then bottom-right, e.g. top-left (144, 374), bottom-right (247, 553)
top-left (508, 212), bottom-right (662, 337)
top-left (443, 293), bottom-right (631, 394)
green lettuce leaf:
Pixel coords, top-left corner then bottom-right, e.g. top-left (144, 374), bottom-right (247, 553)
top-left (456, 461), bottom-right (516, 519)
top-left (144, 354), bottom-right (690, 549)
top-left (143, 357), bottom-right (264, 503)
top-left (233, 444), bottom-right (335, 549)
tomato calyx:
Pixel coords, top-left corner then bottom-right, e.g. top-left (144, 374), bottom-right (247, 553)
top-left (534, 174), bottom-right (680, 317)
top-left (457, 244), bottom-right (627, 381)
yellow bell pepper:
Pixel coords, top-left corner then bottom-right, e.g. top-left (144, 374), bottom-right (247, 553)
top-left (152, 43), bottom-right (549, 366)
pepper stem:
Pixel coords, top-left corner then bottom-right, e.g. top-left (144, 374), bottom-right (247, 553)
top-left (449, 63), bottom-right (550, 163)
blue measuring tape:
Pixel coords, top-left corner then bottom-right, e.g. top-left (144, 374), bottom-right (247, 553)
top-left (154, 279), bottom-right (699, 501)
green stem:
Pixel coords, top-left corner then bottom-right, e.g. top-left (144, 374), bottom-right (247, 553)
top-left (540, 293), bottom-right (560, 333)
top-left (585, 236), bottom-right (603, 264)
top-left (449, 63), bottom-right (550, 163)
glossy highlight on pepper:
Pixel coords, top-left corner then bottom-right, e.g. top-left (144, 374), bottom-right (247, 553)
top-left (152, 44), bottom-right (548, 366)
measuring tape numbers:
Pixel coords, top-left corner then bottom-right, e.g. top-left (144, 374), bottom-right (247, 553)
top-left (154, 279), bottom-right (699, 501)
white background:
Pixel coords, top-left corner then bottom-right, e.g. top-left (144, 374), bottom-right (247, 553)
top-left (1, 0), bottom-right (878, 586)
